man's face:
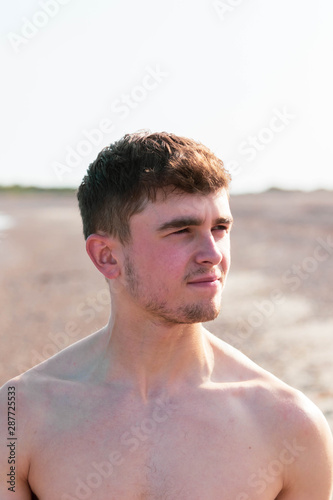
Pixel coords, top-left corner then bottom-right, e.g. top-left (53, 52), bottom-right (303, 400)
top-left (118, 188), bottom-right (233, 325)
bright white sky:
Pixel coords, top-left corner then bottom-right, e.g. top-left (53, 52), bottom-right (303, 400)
top-left (1, 0), bottom-right (333, 194)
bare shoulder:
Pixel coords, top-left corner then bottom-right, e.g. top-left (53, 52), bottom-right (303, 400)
top-left (208, 330), bottom-right (333, 498)
top-left (0, 326), bottom-right (108, 431)
top-left (209, 329), bottom-right (332, 434)
top-left (0, 327), bottom-right (108, 497)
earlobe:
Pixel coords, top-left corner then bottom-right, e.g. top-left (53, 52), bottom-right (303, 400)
top-left (86, 234), bottom-right (120, 279)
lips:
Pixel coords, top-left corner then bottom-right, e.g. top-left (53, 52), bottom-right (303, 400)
top-left (187, 274), bottom-right (222, 284)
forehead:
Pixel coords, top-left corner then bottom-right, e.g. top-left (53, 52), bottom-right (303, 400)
top-left (131, 188), bottom-right (232, 229)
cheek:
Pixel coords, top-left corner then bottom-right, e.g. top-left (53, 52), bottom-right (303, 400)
top-left (223, 255), bottom-right (231, 274)
top-left (220, 240), bottom-right (231, 271)
top-left (146, 247), bottom-right (188, 282)
top-left (129, 241), bottom-right (169, 276)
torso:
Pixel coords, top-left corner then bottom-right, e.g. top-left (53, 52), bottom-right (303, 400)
top-left (17, 331), bottom-right (296, 499)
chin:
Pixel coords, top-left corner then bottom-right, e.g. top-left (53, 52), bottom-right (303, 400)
top-left (178, 302), bottom-right (221, 324)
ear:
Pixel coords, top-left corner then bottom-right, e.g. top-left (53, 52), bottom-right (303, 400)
top-left (86, 234), bottom-right (121, 280)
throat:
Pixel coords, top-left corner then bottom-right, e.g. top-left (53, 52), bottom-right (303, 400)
top-left (106, 322), bottom-right (214, 398)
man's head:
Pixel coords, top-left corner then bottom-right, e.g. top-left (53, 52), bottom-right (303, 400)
top-left (77, 131), bottom-right (232, 325)
top-left (77, 131), bottom-right (231, 244)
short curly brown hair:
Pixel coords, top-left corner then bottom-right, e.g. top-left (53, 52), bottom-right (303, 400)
top-left (77, 131), bottom-right (231, 243)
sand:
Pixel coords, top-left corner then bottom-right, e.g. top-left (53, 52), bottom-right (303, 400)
top-left (0, 189), bottom-right (332, 433)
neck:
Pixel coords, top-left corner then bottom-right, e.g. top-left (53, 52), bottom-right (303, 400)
top-left (100, 310), bottom-right (215, 401)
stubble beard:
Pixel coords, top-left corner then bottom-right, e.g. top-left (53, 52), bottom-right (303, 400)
top-left (124, 254), bottom-right (223, 325)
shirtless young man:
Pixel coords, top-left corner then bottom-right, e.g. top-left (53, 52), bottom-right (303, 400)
top-left (1, 132), bottom-right (332, 499)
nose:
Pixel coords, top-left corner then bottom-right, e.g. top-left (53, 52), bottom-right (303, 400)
top-left (194, 233), bottom-right (223, 266)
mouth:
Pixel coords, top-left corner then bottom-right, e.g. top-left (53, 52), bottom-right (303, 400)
top-left (187, 275), bottom-right (222, 288)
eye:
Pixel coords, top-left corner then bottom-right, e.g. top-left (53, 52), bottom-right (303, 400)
top-left (171, 228), bottom-right (189, 235)
top-left (212, 225), bottom-right (228, 232)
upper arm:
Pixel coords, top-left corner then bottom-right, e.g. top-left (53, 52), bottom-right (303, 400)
top-left (277, 399), bottom-right (333, 500)
top-left (0, 379), bottom-right (33, 499)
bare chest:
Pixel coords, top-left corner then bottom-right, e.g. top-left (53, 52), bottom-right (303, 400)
top-left (27, 392), bottom-right (283, 500)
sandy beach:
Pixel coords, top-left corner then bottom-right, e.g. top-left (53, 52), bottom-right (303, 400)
top-left (0, 189), bottom-right (332, 433)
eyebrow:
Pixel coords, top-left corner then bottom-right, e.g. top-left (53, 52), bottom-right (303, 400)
top-left (156, 216), bottom-right (234, 232)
